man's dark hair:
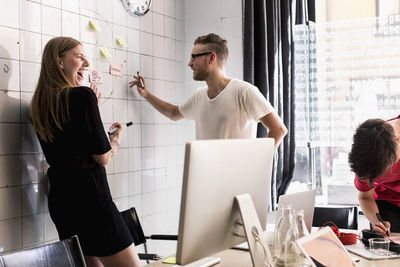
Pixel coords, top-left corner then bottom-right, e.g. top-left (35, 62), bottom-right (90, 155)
top-left (348, 118), bottom-right (398, 186)
top-left (194, 33), bottom-right (228, 65)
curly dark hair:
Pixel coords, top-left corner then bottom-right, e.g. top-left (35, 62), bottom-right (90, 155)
top-left (348, 118), bottom-right (398, 186)
top-left (194, 33), bottom-right (228, 65)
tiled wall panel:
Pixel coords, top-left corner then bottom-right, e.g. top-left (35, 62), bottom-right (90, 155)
top-left (0, 0), bottom-right (191, 258)
top-left (0, 0), bottom-right (242, 259)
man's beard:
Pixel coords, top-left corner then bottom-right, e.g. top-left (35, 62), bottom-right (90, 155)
top-left (193, 69), bottom-right (209, 81)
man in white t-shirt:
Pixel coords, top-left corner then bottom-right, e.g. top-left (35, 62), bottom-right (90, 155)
top-left (129, 33), bottom-right (287, 149)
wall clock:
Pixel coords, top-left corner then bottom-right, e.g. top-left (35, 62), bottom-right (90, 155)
top-left (121, 0), bottom-right (152, 17)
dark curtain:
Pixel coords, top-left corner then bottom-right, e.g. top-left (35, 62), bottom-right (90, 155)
top-left (243, 0), bottom-right (315, 209)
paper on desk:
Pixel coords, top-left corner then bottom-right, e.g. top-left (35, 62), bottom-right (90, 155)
top-left (172, 257), bottom-right (221, 267)
top-left (345, 240), bottom-right (400, 260)
top-left (388, 233), bottom-right (400, 243)
top-left (162, 257), bottom-right (176, 264)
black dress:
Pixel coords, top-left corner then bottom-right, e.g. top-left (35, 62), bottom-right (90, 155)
top-left (38, 86), bottom-right (133, 256)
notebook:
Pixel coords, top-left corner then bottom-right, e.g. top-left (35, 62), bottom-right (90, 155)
top-left (277, 189), bottom-right (316, 233)
top-left (296, 227), bottom-right (356, 267)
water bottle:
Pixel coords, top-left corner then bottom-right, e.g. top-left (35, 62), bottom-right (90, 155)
top-left (284, 212), bottom-right (300, 266)
top-left (286, 210), bottom-right (312, 266)
top-left (274, 206), bottom-right (293, 266)
top-left (296, 210), bottom-right (309, 238)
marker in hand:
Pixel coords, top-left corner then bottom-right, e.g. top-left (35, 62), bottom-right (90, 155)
top-left (376, 213), bottom-right (390, 236)
top-left (137, 71), bottom-right (144, 88)
top-left (108, 122), bottom-right (133, 135)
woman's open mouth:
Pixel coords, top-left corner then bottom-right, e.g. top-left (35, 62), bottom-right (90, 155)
top-left (77, 69), bottom-right (86, 80)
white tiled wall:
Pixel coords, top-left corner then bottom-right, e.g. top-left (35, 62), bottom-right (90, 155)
top-left (0, 0), bottom-right (242, 260)
top-left (184, 0), bottom-right (243, 90)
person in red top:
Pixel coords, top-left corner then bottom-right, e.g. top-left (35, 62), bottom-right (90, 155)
top-left (349, 116), bottom-right (400, 236)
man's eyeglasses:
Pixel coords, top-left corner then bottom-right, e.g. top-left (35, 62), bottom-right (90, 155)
top-left (190, 51), bottom-right (212, 62)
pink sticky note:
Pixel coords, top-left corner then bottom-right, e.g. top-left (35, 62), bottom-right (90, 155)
top-left (109, 63), bottom-right (123, 77)
top-left (89, 70), bottom-right (104, 84)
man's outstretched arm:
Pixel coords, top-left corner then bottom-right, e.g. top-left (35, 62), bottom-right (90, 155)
top-left (129, 75), bottom-right (183, 121)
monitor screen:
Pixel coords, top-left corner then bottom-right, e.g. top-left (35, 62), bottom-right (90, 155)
top-left (175, 138), bottom-right (275, 265)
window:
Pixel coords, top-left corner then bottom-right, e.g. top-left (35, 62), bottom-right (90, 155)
top-left (290, 0), bottom-right (400, 205)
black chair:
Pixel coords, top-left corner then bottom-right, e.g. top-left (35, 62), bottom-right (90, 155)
top-left (312, 206), bottom-right (359, 230)
top-left (120, 207), bottom-right (178, 263)
top-left (0, 235), bottom-right (86, 267)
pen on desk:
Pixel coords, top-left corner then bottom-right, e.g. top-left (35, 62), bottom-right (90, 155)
top-left (137, 71), bottom-right (144, 88)
top-left (108, 121), bottom-right (133, 135)
top-left (376, 213), bottom-right (390, 236)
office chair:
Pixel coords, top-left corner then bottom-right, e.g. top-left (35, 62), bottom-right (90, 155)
top-left (312, 206), bottom-right (359, 230)
top-left (120, 207), bottom-right (178, 263)
top-left (0, 235), bottom-right (86, 267)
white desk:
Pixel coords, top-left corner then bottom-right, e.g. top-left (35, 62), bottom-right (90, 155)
top-left (146, 247), bottom-right (400, 266)
top-left (146, 230), bottom-right (400, 266)
top-left (146, 249), bottom-right (251, 267)
top-left (146, 215), bottom-right (400, 266)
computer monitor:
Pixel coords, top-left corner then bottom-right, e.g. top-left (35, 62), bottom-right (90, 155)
top-left (277, 189), bottom-right (317, 233)
top-left (175, 138), bottom-right (275, 265)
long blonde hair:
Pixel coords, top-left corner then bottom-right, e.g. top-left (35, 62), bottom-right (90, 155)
top-left (30, 37), bottom-right (81, 142)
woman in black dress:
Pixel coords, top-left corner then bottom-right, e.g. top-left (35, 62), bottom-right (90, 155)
top-left (30, 37), bottom-right (141, 267)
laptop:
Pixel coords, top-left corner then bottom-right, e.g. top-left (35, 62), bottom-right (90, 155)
top-left (296, 227), bottom-right (356, 267)
top-left (277, 189), bottom-right (316, 233)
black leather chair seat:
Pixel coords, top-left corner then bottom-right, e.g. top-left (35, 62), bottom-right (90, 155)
top-left (0, 235), bottom-right (86, 267)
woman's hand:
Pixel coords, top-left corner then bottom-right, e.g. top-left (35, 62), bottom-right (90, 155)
top-left (109, 122), bottom-right (122, 143)
top-left (93, 122), bottom-right (122, 166)
top-left (90, 83), bottom-right (101, 105)
top-left (129, 74), bottom-right (148, 98)
top-left (373, 219), bottom-right (391, 237)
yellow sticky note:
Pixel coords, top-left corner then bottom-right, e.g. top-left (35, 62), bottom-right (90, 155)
top-left (162, 257), bottom-right (176, 264)
top-left (99, 47), bottom-right (112, 59)
top-left (116, 36), bottom-right (127, 48)
top-left (89, 19), bottom-right (100, 32)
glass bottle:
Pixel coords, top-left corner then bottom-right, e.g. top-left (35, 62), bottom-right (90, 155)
top-left (274, 203), bottom-right (291, 231)
top-left (284, 212), bottom-right (300, 266)
top-left (296, 210), bottom-right (309, 238)
top-left (271, 205), bottom-right (283, 259)
top-left (274, 206), bottom-right (293, 266)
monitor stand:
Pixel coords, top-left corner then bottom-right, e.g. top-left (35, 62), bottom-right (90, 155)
top-left (235, 194), bottom-right (274, 267)
top-left (174, 256), bottom-right (221, 267)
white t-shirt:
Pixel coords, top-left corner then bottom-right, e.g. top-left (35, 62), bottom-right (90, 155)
top-left (178, 79), bottom-right (275, 139)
